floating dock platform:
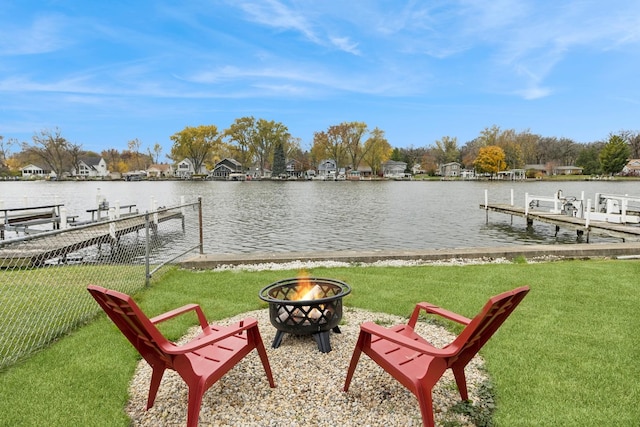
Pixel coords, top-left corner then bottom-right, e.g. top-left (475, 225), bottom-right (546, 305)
top-left (481, 190), bottom-right (640, 242)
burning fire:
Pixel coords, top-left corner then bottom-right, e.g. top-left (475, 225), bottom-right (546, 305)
top-left (291, 270), bottom-right (322, 301)
top-left (277, 271), bottom-right (329, 322)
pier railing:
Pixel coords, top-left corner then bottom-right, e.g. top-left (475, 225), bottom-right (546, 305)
top-left (0, 198), bottom-right (203, 370)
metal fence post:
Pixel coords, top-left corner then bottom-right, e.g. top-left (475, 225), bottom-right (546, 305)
top-left (145, 212), bottom-right (151, 287)
top-left (198, 196), bottom-right (204, 254)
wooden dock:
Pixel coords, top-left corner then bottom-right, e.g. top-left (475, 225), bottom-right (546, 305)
top-left (481, 203), bottom-right (640, 242)
top-left (0, 210), bottom-right (183, 268)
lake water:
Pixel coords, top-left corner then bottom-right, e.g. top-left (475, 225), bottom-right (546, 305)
top-left (1, 179), bottom-right (639, 253)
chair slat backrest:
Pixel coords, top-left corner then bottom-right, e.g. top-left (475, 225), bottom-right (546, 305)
top-left (87, 285), bottom-right (173, 367)
top-left (447, 286), bottom-right (529, 366)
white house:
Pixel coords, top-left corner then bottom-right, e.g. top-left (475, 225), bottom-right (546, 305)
top-left (20, 164), bottom-right (52, 179)
top-left (622, 159), bottom-right (640, 176)
top-left (175, 158), bottom-right (208, 179)
top-left (317, 159), bottom-right (337, 179)
top-left (381, 160), bottom-right (407, 178)
top-left (146, 163), bottom-right (175, 178)
top-left (74, 157), bottom-right (109, 178)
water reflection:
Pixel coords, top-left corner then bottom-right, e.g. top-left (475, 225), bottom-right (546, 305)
top-left (1, 179), bottom-right (636, 253)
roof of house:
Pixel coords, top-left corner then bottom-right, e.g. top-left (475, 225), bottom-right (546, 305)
top-left (625, 159), bottom-right (640, 170)
top-left (148, 163), bottom-right (173, 172)
top-left (80, 157), bottom-right (103, 167)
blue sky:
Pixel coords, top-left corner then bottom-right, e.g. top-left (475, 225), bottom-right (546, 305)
top-left (2, 1), bottom-right (640, 158)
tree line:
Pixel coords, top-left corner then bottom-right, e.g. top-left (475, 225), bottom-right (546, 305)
top-left (1, 121), bottom-right (639, 178)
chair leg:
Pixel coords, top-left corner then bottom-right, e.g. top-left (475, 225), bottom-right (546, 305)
top-left (186, 381), bottom-right (206, 427)
top-left (416, 384), bottom-right (436, 427)
top-left (249, 326), bottom-right (275, 388)
top-left (343, 331), bottom-right (367, 391)
top-left (146, 366), bottom-right (166, 409)
top-left (452, 365), bottom-right (469, 401)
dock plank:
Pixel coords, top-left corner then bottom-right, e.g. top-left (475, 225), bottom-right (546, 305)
top-left (0, 211), bottom-right (183, 267)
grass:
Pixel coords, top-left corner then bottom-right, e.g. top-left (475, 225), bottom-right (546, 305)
top-left (1, 260), bottom-right (639, 426)
top-left (0, 264), bottom-right (145, 369)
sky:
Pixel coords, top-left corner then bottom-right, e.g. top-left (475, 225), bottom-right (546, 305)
top-left (2, 0), bottom-right (640, 158)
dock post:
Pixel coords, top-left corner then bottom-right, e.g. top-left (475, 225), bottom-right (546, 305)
top-left (585, 199), bottom-right (591, 242)
top-left (510, 188), bottom-right (514, 206)
top-left (484, 189), bottom-right (489, 223)
top-left (108, 208), bottom-right (116, 241)
top-left (115, 200), bottom-right (121, 219)
top-left (151, 197), bottom-right (158, 226)
top-left (60, 207), bottom-right (68, 229)
top-left (181, 196), bottom-right (186, 231)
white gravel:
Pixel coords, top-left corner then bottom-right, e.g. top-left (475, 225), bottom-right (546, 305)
top-left (208, 257), bottom-right (515, 272)
top-left (126, 307), bottom-right (489, 427)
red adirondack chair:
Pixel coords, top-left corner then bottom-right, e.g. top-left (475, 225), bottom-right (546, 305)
top-left (343, 286), bottom-right (529, 427)
top-left (87, 285), bottom-right (275, 427)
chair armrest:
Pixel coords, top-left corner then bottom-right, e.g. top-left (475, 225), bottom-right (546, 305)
top-left (162, 317), bottom-right (259, 354)
top-left (408, 302), bottom-right (472, 328)
top-left (150, 304), bottom-right (211, 333)
top-left (360, 322), bottom-right (457, 358)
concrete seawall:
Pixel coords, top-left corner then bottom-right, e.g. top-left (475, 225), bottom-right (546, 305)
top-left (179, 242), bottom-right (640, 269)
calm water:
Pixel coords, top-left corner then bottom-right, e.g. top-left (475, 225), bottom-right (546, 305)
top-left (1, 179), bottom-right (639, 253)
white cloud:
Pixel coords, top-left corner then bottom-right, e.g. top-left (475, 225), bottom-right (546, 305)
top-left (0, 14), bottom-right (71, 55)
top-left (329, 36), bottom-right (360, 55)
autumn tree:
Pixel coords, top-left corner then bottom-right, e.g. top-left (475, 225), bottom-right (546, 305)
top-left (253, 119), bottom-right (289, 177)
top-left (474, 145), bottom-right (506, 177)
top-left (599, 135), bottom-right (630, 175)
top-left (515, 130), bottom-right (540, 165)
top-left (420, 148), bottom-right (439, 175)
top-left (287, 139), bottom-right (312, 173)
top-left (224, 116), bottom-right (257, 170)
top-left (23, 128), bottom-right (75, 177)
top-left (341, 122), bottom-right (368, 170)
top-left (501, 141), bottom-right (524, 169)
top-left (477, 125), bottom-right (501, 146)
top-left (312, 125), bottom-right (348, 172)
top-left (148, 143), bottom-right (163, 164)
top-left (362, 127), bottom-right (391, 176)
top-left (460, 138), bottom-right (485, 169)
top-left (127, 138), bottom-right (143, 170)
top-left (433, 136), bottom-right (460, 164)
top-left (101, 149), bottom-right (120, 172)
top-left (169, 125), bottom-right (222, 174)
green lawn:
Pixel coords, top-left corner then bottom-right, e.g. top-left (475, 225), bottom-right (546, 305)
top-left (1, 260), bottom-right (639, 426)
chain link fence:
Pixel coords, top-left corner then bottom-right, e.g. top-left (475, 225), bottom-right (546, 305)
top-left (0, 198), bottom-right (202, 370)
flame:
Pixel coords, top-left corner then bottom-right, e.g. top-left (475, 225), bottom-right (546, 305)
top-left (286, 270), bottom-right (326, 320)
top-left (291, 270), bottom-right (318, 301)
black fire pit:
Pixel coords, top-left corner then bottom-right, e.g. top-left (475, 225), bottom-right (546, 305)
top-left (258, 277), bottom-right (351, 353)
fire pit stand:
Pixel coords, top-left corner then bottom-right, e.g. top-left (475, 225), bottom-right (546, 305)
top-left (258, 277), bottom-right (351, 353)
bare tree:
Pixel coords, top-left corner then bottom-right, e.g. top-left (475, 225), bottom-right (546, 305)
top-left (23, 128), bottom-right (74, 178)
top-left (127, 138), bottom-right (142, 170)
top-left (147, 143), bottom-right (163, 164)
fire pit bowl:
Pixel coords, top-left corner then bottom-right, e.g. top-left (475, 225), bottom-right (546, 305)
top-left (258, 277), bottom-right (351, 353)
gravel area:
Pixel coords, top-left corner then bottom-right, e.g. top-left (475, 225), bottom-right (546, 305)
top-left (208, 257), bottom-right (515, 272)
top-left (126, 307), bottom-right (489, 426)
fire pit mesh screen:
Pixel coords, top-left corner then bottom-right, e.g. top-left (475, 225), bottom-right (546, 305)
top-left (258, 277), bottom-right (351, 352)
